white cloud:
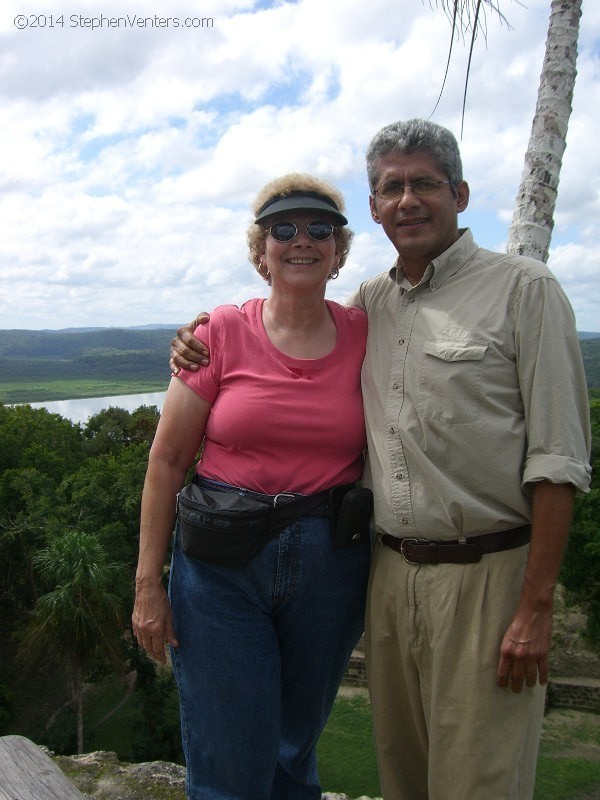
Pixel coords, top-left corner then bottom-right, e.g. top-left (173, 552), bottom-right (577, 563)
top-left (0, 0), bottom-right (598, 332)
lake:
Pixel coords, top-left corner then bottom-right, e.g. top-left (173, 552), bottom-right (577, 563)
top-left (27, 392), bottom-right (167, 425)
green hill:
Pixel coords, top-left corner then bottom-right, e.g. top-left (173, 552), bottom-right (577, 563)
top-left (0, 327), bottom-right (178, 403)
top-left (581, 338), bottom-right (600, 389)
top-left (0, 327), bottom-right (176, 359)
top-left (0, 327), bottom-right (599, 404)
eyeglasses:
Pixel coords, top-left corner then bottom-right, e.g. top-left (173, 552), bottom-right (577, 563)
top-left (268, 221), bottom-right (335, 242)
top-left (374, 178), bottom-right (451, 201)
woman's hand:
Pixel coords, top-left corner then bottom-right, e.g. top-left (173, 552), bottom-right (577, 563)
top-left (132, 583), bottom-right (178, 664)
top-left (133, 380), bottom-right (211, 664)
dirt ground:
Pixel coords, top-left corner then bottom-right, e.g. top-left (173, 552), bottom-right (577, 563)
top-left (541, 708), bottom-right (600, 760)
top-left (550, 587), bottom-right (600, 680)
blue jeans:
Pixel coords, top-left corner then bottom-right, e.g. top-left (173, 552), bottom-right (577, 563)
top-left (169, 511), bottom-right (370, 800)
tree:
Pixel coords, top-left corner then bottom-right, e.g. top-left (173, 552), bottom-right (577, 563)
top-left (19, 530), bottom-right (127, 753)
top-left (0, 403), bottom-right (82, 477)
top-left (54, 446), bottom-right (150, 567)
top-left (0, 406), bottom-right (84, 608)
top-left (0, 406), bottom-right (159, 752)
top-left (507, 0), bottom-right (582, 263)
top-left (561, 399), bottom-right (600, 644)
top-left (83, 405), bottom-right (159, 456)
top-left (438, 0), bottom-right (582, 264)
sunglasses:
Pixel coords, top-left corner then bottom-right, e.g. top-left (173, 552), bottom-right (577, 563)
top-left (268, 221), bottom-right (336, 242)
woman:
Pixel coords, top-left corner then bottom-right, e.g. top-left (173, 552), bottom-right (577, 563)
top-left (132, 173), bottom-right (371, 800)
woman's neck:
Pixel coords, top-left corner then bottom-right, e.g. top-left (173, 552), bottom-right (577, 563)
top-left (262, 292), bottom-right (337, 359)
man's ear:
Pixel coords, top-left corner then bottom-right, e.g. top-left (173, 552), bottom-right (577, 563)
top-left (456, 180), bottom-right (470, 213)
top-left (369, 195), bottom-right (381, 224)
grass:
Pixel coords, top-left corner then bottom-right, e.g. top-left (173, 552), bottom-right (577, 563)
top-left (318, 694), bottom-right (381, 797)
top-left (535, 708), bottom-right (600, 800)
top-left (535, 757), bottom-right (600, 799)
top-left (15, 674), bottom-right (600, 800)
top-left (0, 379), bottom-right (168, 404)
top-left (540, 708), bottom-right (600, 750)
top-left (317, 693), bottom-right (600, 800)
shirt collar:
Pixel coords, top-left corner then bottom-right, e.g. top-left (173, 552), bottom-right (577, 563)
top-left (389, 228), bottom-right (478, 292)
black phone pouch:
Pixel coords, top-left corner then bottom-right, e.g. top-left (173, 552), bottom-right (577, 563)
top-left (329, 486), bottom-right (374, 549)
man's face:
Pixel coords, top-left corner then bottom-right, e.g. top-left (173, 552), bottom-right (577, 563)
top-left (369, 150), bottom-right (469, 273)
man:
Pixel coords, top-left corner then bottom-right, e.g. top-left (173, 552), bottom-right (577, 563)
top-left (170, 119), bottom-right (591, 800)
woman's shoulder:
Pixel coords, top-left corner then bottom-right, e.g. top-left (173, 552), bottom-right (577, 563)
top-left (194, 300), bottom-right (261, 335)
top-left (326, 300), bottom-right (367, 327)
top-left (210, 302), bottom-right (248, 320)
top-left (326, 301), bottom-right (367, 354)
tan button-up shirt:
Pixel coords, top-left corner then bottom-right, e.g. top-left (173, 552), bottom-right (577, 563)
top-left (348, 229), bottom-right (591, 540)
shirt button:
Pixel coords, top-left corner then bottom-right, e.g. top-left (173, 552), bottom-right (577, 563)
top-left (398, 339), bottom-right (405, 345)
top-left (401, 518), bottom-right (409, 525)
top-left (392, 382), bottom-right (399, 390)
top-left (389, 427), bottom-right (395, 434)
top-left (395, 472), bottom-right (403, 480)
top-left (408, 298), bottom-right (415, 304)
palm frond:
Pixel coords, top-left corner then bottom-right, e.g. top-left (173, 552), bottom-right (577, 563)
top-left (426, 0), bottom-right (519, 134)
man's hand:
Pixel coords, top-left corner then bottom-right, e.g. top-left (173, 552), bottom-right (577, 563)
top-left (496, 481), bottom-right (574, 693)
top-left (496, 604), bottom-right (553, 693)
top-left (169, 312), bottom-right (211, 374)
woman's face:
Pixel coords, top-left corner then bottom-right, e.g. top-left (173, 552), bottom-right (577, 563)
top-left (260, 213), bottom-right (340, 291)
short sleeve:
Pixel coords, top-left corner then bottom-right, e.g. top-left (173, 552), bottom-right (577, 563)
top-left (176, 313), bottom-right (224, 405)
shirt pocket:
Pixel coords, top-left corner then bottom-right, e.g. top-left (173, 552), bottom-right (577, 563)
top-left (418, 338), bottom-right (488, 425)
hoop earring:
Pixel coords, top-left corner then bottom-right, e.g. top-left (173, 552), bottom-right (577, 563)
top-left (330, 266), bottom-right (339, 280)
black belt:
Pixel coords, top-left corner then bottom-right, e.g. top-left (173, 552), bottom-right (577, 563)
top-left (194, 475), bottom-right (346, 517)
top-left (208, 487), bottom-right (330, 516)
top-left (380, 525), bottom-right (531, 564)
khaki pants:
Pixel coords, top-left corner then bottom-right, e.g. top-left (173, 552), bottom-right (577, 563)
top-left (365, 539), bottom-right (546, 800)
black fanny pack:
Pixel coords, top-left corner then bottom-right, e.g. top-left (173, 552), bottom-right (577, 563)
top-left (176, 477), bottom-right (373, 567)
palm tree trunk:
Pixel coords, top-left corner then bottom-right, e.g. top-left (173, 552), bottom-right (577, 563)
top-left (507, 0), bottom-right (582, 263)
top-left (73, 660), bottom-right (84, 755)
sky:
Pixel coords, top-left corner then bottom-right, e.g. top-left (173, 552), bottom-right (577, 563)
top-left (1, 0), bottom-right (599, 332)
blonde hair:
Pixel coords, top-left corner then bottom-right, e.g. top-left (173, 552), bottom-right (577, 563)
top-left (247, 173), bottom-right (353, 284)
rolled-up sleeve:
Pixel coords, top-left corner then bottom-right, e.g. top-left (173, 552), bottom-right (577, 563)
top-left (515, 276), bottom-right (592, 493)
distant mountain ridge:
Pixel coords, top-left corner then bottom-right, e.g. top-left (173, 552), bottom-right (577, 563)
top-left (1, 326), bottom-right (599, 390)
top-left (0, 328), bottom-right (177, 397)
top-left (0, 327), bottom-right (178, 359)
top-left (10, 323), bottom-right (184, 335)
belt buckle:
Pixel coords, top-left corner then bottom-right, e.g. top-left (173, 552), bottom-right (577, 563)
top-left (399, 537), bottom-right (429, 564)
top-left (273, 492), bottom-right (296, 507)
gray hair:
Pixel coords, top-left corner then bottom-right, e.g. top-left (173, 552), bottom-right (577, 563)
top-left (366, 118), bottom-right (463, 193)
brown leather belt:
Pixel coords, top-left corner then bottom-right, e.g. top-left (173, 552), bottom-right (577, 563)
top-left (380, 525), bottom-right (531, 564)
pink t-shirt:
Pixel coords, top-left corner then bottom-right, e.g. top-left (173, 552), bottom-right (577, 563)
top-left (178, 298), bottom-right (367, 495)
